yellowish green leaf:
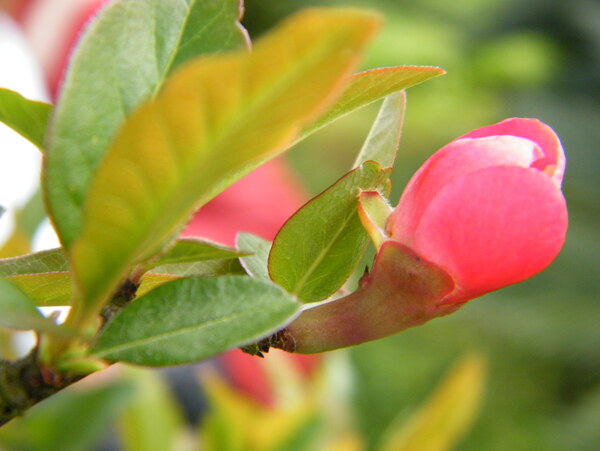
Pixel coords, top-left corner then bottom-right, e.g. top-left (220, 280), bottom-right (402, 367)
top-left (6, 260), bottom-right (244, 307)
top-left (45, 0), bottom-right (248, 247)
top-left (299, 65), bottom-right (444, 140)
top-left (0, 248), bottom-right (69, 277)
top-left (8, 272), bottom-right (72, 307)
top-left (69, 8), bottom-right (381, 327)
top-left (151, 258), bottom-right (246, 277)
top-left (357, 191), bottom-right (392, 250)
top-left (146, 237), bottom-right (248, 270)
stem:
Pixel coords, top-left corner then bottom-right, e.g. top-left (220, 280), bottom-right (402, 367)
top-left (70, 266), bottom-right (145, 333)
top-left (0, 350), bottom-right (81, 426)
top-left (100, 278), bottom-right (141, 327)
top-left (45, 271), bottom-right (143, 365)
top-left (270, 241), bottom-right (460, 353)
top-left (0, 275), bottom-right (143, 423)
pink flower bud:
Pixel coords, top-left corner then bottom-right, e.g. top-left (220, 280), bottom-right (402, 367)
top-left (271, 118), bottom-right (568, 354)
top-left (386, 118), bottom-right (568, 304)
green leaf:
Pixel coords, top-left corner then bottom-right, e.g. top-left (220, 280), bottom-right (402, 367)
top-left (353, 91), bottom-right (406, 168)
top-left (379, 354), bottom-right (486, 451)
top-left (236, 232), bottom-right (272, 280)
top-left (0, 381), bottom-right (134, 451)
top-left (69, 9), bottom-right (380, 327)
top-left (299, 65), bottom-right (444, 141)
top-left (91, 276), bottom-right (300, 366)
top-left (119, 367), bottom-right (184, 451)
top-left (146, 237), bottom-right (248, 270)
top-left (269, 161), bottom-right (390, 302)
top-left (45, 0), bottom-right (249, 248)
top-left (0, 248), bottom-right (68, 277)
top-left (0, 88), bottom-right (51, 149)
top-left (0, 277), bottom-right (64, 333)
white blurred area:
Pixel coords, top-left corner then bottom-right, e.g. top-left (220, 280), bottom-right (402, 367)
top-left (0, 13), bottom-right (60, 252)
top-left (1, 12), bottom-right (66, 354)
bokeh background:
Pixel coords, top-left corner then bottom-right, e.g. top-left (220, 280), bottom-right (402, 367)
top-left (0, 0), bottom-right (598, 449)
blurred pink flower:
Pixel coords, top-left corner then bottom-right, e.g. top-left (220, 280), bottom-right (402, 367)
top-left (183, 158), bottom-right (307, 245)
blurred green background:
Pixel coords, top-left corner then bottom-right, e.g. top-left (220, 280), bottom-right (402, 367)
top-left (243, 0), bottom-right (600, 450)
top-left (1, 0), bottom-right (598, 449)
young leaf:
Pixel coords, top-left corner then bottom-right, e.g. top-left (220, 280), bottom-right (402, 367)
top-left (146, 238), bottom-right (248, 270)
top-left (0, 248), bottom-right (69, 277)
top-left (0, 381), bottom-right (134, 451)
top-left (136, 274), bottom-right (179, 299)
top-left (0, 277), bottom-right (64, 333)
top-left (269, 161), bottom-right (390, 302)
top-left (0, 88), bottom-right (51, 150)
top-left (91, 276), bottom-right (300, 366)
top-left (45, 0), bottom-right (249, 248)
top-left (357, 190), bottom-right (393, 250)
top-left (236, 232), bottom-right (272, 280)
top-left (69, 9), bottom-right (380, 327)
top-left (299, 65), bottom-right (444, 141)
top-left (353, 91), bottom-right (406, 168)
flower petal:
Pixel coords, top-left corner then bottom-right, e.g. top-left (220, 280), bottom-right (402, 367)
top-left (388, 135), bottom-right (542, 243)
top-left (410, 166), bottom-right (567, 304)
top-left (460, 118), bottom-right (565, 185)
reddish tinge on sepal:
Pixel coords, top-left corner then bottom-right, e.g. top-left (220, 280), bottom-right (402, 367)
top-left (275, 240), bottom-right (457, 354)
